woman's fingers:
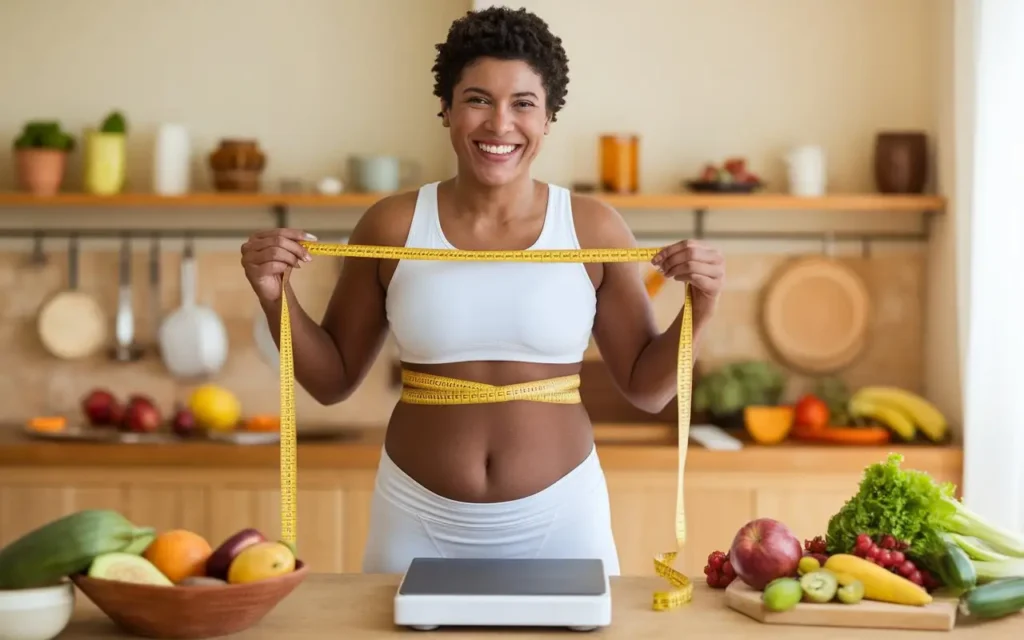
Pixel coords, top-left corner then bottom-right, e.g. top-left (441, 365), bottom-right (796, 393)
top-left (243, 235), bottom-right (311, 264)
top-left (661, 258), bottom-right (724, 281)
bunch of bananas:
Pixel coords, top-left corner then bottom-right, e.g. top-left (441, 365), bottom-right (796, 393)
top-left (847, 387), bottom-right (948, 442)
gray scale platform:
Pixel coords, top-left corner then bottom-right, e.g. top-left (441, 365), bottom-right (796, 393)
top-left (394, 557), bottom-right (611, 631)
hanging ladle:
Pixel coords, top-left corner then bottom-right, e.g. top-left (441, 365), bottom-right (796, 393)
top-left (111, 234), bottom-right (144, 362)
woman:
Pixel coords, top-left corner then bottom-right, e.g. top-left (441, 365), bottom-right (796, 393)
top-left (240, 6), bottom-right (725, 576)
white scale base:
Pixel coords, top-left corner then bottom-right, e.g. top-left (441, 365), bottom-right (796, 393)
top-left (394, 558), bottom-right (612, 632)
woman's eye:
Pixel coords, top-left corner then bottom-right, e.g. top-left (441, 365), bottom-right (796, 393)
top-left (514, 101), bottom-right (535, 109)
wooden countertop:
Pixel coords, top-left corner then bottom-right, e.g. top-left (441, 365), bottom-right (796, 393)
top-left (62, 573), bottom-right (1015, 639)
top-left (0, 425), bottom-right (962, 475)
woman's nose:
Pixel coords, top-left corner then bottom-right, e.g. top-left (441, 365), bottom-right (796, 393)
top-left (486, 105), bottom-right (515, 135)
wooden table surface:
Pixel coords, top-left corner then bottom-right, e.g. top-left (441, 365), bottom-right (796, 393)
top-left (63, 573), bottom-right (1020, 639)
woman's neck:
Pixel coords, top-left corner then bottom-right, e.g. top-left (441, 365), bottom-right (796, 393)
top-left (449, 172), bottom-right (537, 223)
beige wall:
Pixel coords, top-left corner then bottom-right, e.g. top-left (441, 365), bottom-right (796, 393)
top-left (0, 0), bottom-right (960, 430)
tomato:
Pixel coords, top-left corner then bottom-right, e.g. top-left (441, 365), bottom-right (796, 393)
top-left (794, 394), bottom-right (830, 429)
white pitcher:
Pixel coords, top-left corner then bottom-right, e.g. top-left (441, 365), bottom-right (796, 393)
top-left (785, 145), bottom-right (826, 197)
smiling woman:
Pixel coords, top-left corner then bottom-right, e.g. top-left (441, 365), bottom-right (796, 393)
top-left (239, 6), bottom-right (725, 577)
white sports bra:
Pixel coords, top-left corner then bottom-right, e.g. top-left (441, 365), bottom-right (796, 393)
top-left (385, 182), bottom-right (597, 365)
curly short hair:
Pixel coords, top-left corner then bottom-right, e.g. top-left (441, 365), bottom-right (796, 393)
top-left (431, 7), bottom-right (570, 121)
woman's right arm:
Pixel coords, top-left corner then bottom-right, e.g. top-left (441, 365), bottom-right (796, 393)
top-left (241, 196), bottom-right (406, 405)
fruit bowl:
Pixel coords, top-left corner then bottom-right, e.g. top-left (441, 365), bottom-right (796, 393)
top-left (684, 179), bottom-right (763, 193)
top-left (70, 560), bottom-right (308, 639)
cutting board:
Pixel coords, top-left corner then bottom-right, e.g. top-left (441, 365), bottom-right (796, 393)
top-left (725, 580), bottom-right (958, 632)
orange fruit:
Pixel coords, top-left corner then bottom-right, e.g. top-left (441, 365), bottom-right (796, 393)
top-left (142, 529), bottom-right (213, 584)
top-left (244, 415), bottom-right (280, 432)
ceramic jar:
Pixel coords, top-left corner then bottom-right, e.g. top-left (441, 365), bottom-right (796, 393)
top-left (873, 132), bottom-right (928, 194)
top-left (208, 139), bottom-right (266, 192)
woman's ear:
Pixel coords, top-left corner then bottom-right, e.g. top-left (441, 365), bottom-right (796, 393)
top-left (440, 101), bottom-right (451, 128)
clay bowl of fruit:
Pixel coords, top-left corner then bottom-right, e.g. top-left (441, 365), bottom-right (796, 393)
top-left (71, 528), bottom-right (307, 639)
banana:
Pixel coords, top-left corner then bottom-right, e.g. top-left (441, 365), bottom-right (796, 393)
top-left (848, 395), bottom-right (917, 440)
top-left (853, 386), bottom-right (948, 442)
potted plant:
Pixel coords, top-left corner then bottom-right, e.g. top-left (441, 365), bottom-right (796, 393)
top-left (12, 120), bottom-right (76, 196)
top-left (84, 110), bottom-right (128, 195)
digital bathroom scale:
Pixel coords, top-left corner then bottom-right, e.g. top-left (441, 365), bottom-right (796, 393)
top-left (393, 557), bottom-right (612, 631)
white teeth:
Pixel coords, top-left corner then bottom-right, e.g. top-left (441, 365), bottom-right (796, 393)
top-left (477, 142), bottom-right (517, 155)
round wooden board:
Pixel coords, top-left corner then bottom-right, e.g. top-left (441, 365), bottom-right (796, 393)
top-left (760, 256), bottom-right (871, 374)
top-left (37, 291), bottom-right (107, 359)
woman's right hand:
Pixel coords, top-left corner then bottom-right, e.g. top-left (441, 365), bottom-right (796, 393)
top-left (240, 229), bottom-right (316, 303)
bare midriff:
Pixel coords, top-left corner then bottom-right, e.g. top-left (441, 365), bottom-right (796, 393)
top-left (383, 360), bottom-right (596, 503)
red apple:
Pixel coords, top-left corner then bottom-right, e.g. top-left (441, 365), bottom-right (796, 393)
top-left (121, 397), bottom-right (162, 433)
top-left (171, 405), bottom-right (199, 438)
top-left (205, 528), bottom-right (267, 580)
top-left (728, 518), bottom-right (803, 589)
top-left (81, 389), bottom-right (122, 427)
top-left (723, 157), bottom-right (747, 176)
top-left (127, 393), bottom-right (156, 408)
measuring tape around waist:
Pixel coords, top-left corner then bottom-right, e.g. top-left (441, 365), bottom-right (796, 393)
top-left (277, 242), bottom-right (694, 610)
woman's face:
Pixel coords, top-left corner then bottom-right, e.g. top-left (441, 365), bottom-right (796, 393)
top-left (443, 57), bottom-right (550, 187)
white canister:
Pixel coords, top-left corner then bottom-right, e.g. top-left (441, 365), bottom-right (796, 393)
top-left (785, 145), bottom-right (827, 197)
top-left (153, 124), bottom-right (191, 195)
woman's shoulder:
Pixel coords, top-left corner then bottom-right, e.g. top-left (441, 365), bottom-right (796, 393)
top-left (567, 190), bottom-right (637, 250)
top-left (349, 187), bottom-right (422, 246)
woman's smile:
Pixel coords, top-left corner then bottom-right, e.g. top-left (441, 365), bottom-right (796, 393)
top-left (473, 140), bottom-right (524, 163)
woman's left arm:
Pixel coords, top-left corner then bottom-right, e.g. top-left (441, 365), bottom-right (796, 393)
top-left (578, 196), bottom-right (726, 414)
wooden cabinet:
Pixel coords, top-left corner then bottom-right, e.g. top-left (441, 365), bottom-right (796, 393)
top-left (0, 441), bottom-right (961, 578)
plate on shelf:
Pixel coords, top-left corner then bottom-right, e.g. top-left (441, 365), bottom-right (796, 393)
top-left (203, 431), bottom-right (280, 445)
top-left (684, 179), bottom-right (763, 193)
top-left (22, 423), bottom-right (120, 442)
top-left (113, 432), bottom-right (181, 444)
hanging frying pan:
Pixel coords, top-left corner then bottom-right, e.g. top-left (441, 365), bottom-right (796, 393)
top-left (37, 235), bottom-right (107, 360)
top-left (759, 254), bottom-right (871, 374)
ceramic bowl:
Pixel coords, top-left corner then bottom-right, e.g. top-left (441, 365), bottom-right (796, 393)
top-left (70, 561), bottom-right (308, 639)
top-left (0, 579), bottom-right (75, 640)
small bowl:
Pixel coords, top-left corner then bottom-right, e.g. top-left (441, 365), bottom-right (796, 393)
top-left (71, 560), bottom-right (308, 639)
top-left (0, 579), bottom-right (75, 640)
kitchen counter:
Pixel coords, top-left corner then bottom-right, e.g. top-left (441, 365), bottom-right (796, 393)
top-left (0, 425), bottom-right (962, 473)
top-left (61, 573), bottom-right (1018, 639)
top-left (0, 427), bottom-right (963, 577)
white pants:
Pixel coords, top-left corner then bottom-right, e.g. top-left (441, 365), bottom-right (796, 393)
top-left (361, 445), bottom-right (621, 576)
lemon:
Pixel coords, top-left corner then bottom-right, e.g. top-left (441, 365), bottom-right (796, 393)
top-left (188, 385), bottom-right (241, 431)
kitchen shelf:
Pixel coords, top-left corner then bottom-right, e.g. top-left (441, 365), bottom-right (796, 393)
top-left (0, 191), bottom-right (945, 212)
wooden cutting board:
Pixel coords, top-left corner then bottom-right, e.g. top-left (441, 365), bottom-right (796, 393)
top-left (725, 580), bottom-right (958, 632)
top-left (760, 255), bottom-right (871, 374)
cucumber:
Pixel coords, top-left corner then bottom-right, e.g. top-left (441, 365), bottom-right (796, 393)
top-left (939, 540), bottom-right (977, 591)
top-left (959, 577), bottom-right (1024, 620)
top-left (0, 509), bottom-right (155, 589)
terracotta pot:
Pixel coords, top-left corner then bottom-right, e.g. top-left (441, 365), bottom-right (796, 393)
top-left (873, 132), bottom-right (928, 194)
top-left (208, 139), bottom-right (266, 192)
top-left (14, 149), bottom-right (67, 196)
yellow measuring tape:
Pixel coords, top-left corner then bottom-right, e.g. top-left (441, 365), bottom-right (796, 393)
top-left (277, 243), bottom-right (694, 610)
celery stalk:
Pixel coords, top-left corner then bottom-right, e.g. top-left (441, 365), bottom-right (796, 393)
top-left (972, 559), bottom-right (1024, 583)
top-left (941, 500), bottom-right (1024, 558)
top-left (944, 532), bottom-right (1012, 562)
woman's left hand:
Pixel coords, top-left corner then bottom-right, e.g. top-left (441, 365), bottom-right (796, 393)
top-left (652, 239), bottom-right (725, 326)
